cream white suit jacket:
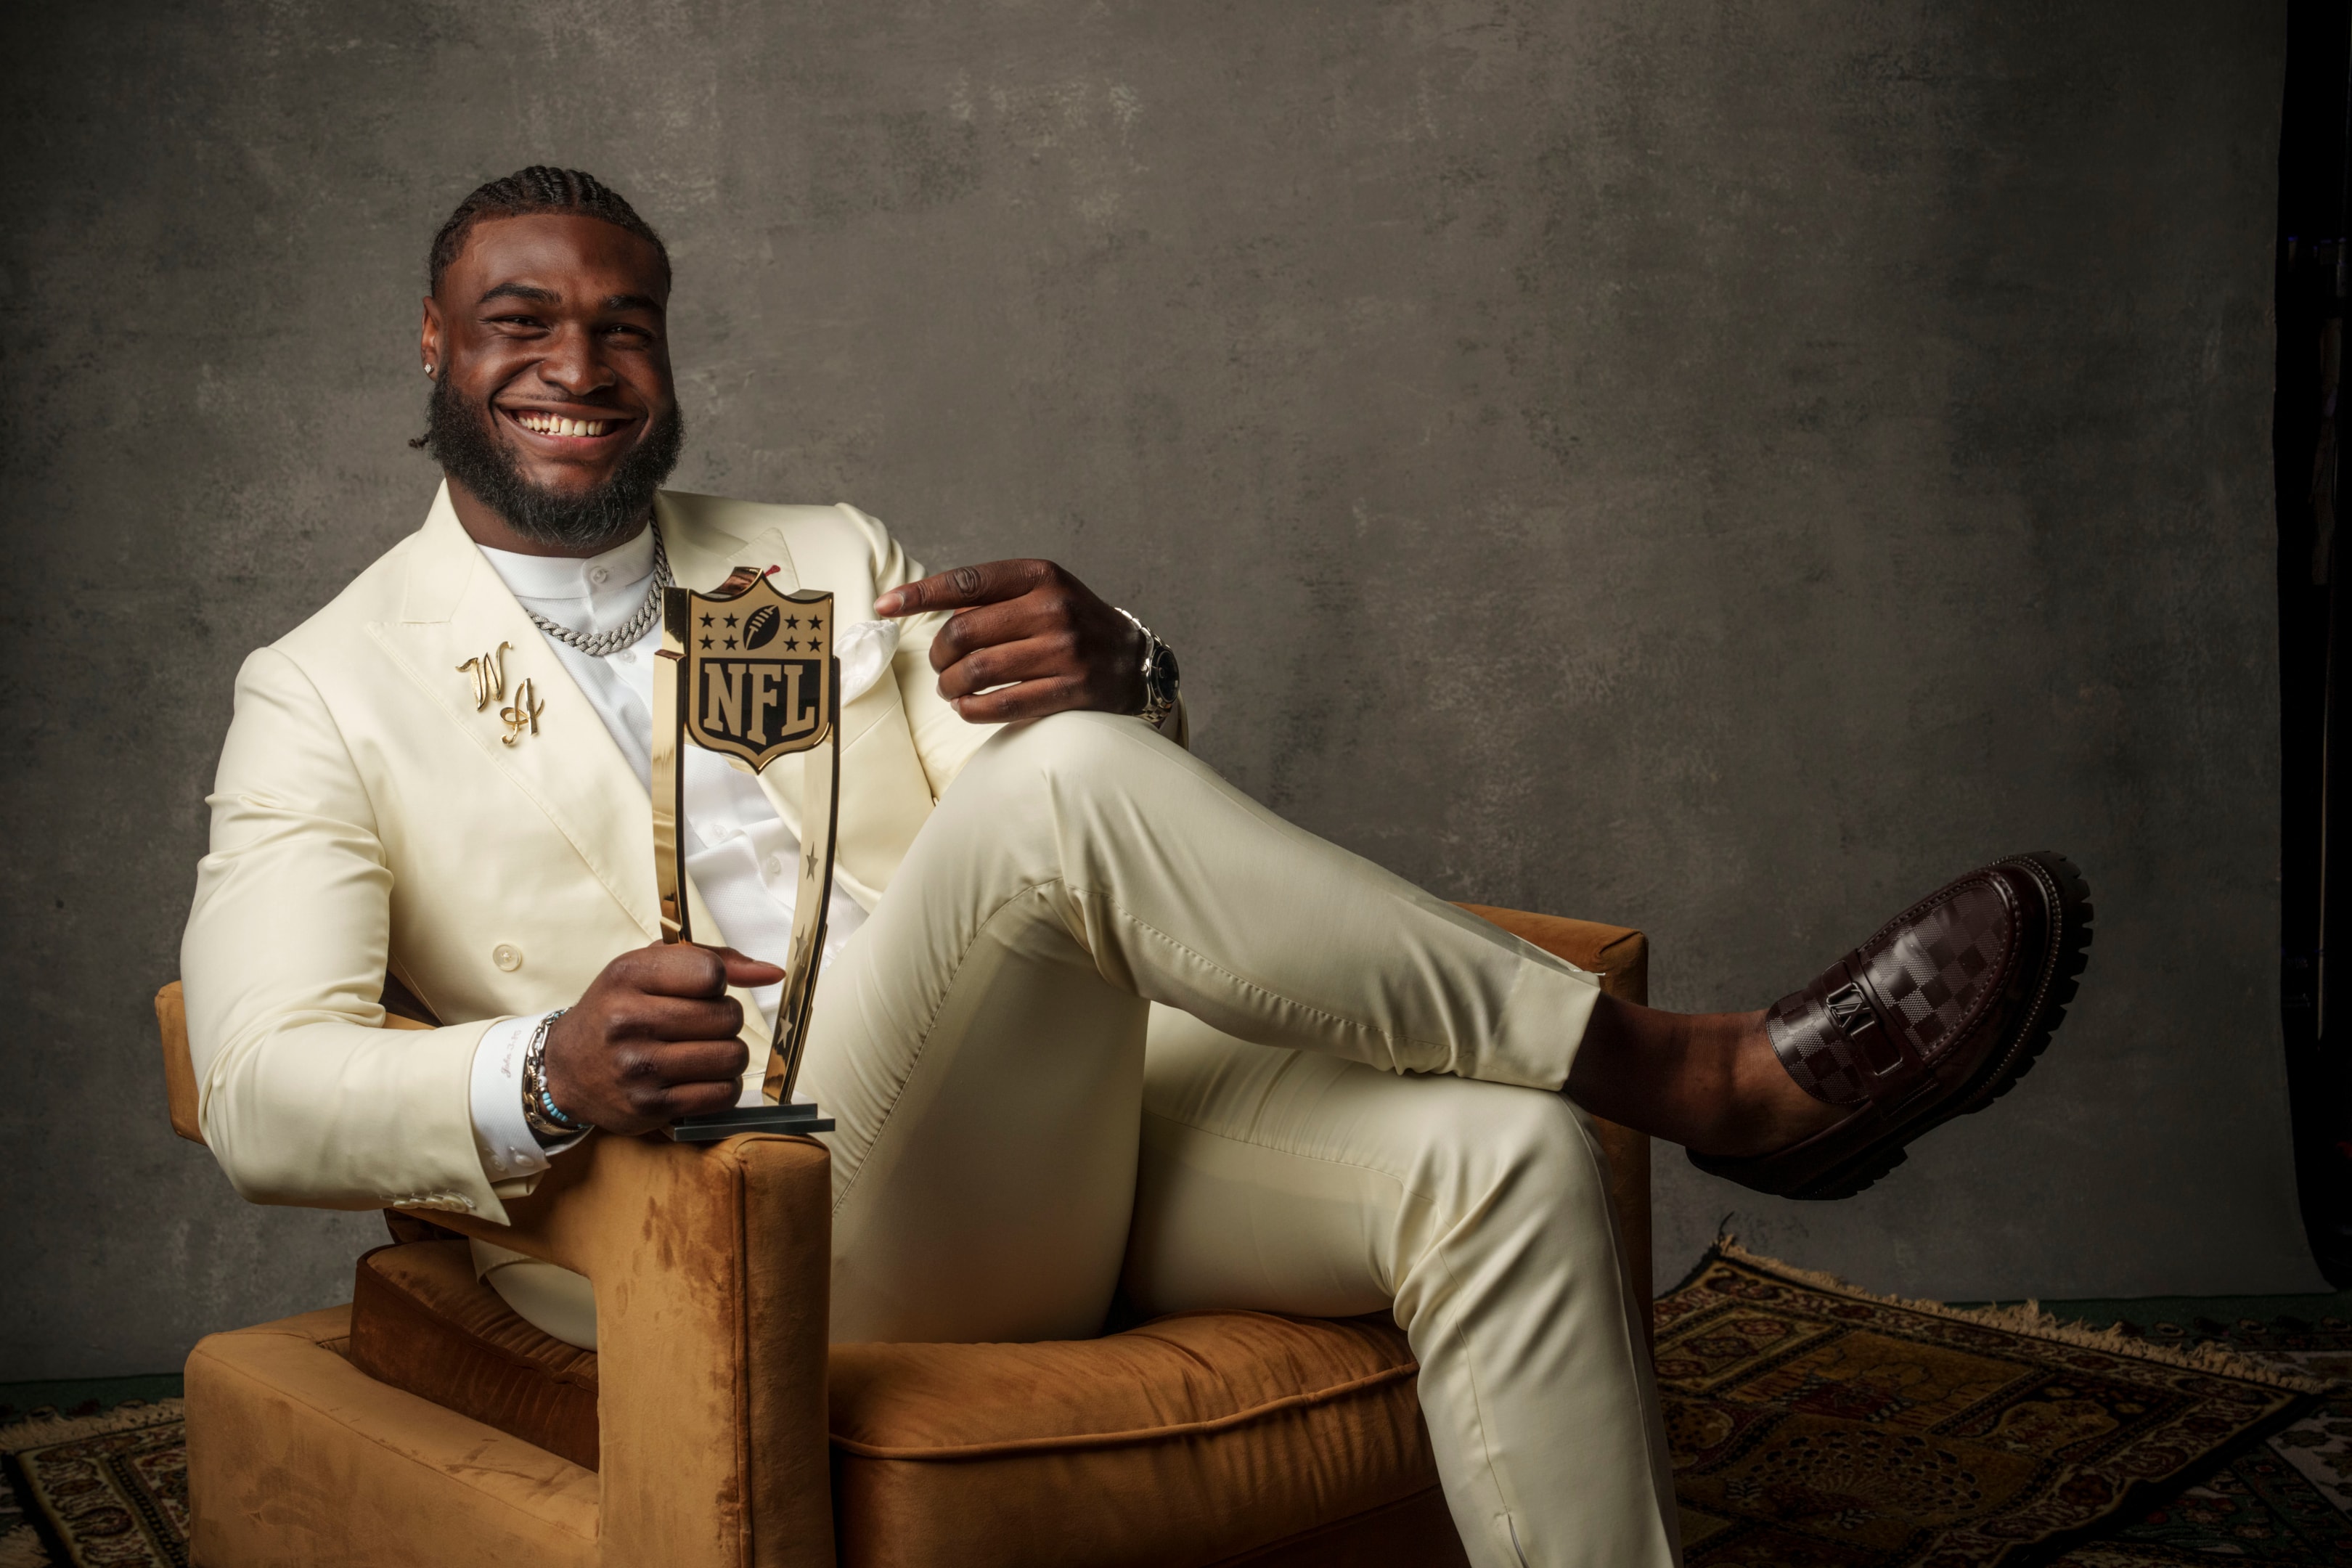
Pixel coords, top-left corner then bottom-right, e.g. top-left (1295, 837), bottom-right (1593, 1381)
top-left (182, 486), bottom-right (1008, 1223)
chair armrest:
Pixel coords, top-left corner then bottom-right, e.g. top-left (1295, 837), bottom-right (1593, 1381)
top-left (155, 980), bottom-right (835, 1567)
top-left (409, 1132), bottom-right (836, 1568)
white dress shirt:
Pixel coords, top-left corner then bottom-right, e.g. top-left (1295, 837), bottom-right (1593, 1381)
top-left (464, 525), bottom-right (896, 1182)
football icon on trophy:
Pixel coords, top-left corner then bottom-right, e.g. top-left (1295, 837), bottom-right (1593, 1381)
top-left (740, 603), bottom-right (784, 648)
top-left (650, 565), bottom-right (841, 1143)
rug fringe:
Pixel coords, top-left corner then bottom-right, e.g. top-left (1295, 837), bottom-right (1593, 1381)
top-left (1710, 1238), bottom-right (2332, 1395)
top-left (0, 1397), bottom-right (184, 1454)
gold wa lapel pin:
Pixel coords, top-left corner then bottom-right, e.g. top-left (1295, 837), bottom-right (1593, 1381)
top-left (457, 641), bottom-right (544, 746)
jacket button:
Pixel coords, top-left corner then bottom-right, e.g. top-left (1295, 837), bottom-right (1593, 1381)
top-left (492, 943), bottom-right (523, 971)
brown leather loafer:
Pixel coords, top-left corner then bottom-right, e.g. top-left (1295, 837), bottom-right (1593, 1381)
top-left (1690, 851), bottom-right (2092, 1200)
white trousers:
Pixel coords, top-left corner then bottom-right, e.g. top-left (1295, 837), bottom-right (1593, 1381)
top-left (494, 714), bottom-right (1679, 1567)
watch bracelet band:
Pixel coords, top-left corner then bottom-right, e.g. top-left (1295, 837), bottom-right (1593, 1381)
top-left (520, 1007), bottom-right (589, 1143)
top-left (1115, 607), bottom-right (1180, 729)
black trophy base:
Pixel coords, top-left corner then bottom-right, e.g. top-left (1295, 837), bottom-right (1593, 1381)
top-left (665, 1103), bottom-right (836, 1143)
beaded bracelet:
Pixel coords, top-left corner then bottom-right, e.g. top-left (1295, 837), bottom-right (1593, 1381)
top-left (520, 1008), bottom-right (590, 1143)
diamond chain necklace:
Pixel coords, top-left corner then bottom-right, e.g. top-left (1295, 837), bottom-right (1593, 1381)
top-left (523, 525), bottom-right (674, 658)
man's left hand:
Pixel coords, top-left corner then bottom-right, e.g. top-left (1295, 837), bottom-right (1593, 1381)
top-left (875, 559), bottom-right (1147, 724)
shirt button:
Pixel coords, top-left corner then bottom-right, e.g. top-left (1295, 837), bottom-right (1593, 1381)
top-left (764, 856), bottom-right (786, 878)
top-left (492, 943), bottom-right (523, 971)
top-left (589, 566), bottom-right (611, 586)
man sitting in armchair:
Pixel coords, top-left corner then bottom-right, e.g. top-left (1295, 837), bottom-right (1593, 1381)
top-left (180, 166), bottom-right (2091, 1568)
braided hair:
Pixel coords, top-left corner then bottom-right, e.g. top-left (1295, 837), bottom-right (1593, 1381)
top-left (426, 166), bottom-right (669, 295)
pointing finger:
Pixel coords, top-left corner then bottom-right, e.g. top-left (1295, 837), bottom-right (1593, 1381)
top-left (875, 560), bottom-right (1052, 618)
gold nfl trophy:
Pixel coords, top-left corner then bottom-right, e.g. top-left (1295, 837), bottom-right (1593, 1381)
top-left (651, 566), bottom-right (840, 1142)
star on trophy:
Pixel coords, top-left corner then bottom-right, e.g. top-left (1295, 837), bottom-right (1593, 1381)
top-left (651, 565), bottom-right (841, 1143)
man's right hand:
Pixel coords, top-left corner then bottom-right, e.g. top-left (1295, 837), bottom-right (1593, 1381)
top-left (540, 942), bottom-right (784, 1136)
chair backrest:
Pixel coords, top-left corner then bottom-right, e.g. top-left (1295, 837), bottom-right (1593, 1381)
top-left (154, 983), bottom-right (203, 1144)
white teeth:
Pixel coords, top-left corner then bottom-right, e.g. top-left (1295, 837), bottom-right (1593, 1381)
top-left (514, 412), bottom-right (613, 436)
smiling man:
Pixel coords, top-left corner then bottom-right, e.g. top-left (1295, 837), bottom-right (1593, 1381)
top-left (181, 167), bottom-right (2091, 1568)
top-left (420, 213), bottom-right (683, 552)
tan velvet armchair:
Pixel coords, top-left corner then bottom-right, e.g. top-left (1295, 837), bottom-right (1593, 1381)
top-left (162, 907), bottom-right (1653, 1568)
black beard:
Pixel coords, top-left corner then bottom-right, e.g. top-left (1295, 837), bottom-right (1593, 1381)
top-left (420, 375), bottom-right (685, 550)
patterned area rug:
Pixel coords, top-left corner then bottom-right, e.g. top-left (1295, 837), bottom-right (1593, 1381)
top-left (0, 1402), bottom-right (185, 1568)
top-left (1659, 1244), bottom-right (2327, 1567)
top-left (2047, 1302), bottom-right (2352, 1565)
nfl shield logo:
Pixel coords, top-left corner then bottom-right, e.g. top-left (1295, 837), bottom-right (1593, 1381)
top-left (668, 572), bottom-right (833, 771)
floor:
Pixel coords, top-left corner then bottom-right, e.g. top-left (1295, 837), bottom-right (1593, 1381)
top-left (4, 1288), bottom-right (2348, 1565)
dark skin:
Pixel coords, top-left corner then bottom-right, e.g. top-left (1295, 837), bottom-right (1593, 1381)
top-left (423, 213), bottom-right (1837, 1153)
top-left (422, 214), bottom-right (671, 557)
top-left (425, 213), bottom-right (1151, 1133)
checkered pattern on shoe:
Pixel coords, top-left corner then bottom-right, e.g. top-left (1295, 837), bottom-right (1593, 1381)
top-left (1767, 984), bottom-right (1871, 1105)
top-left (1861, 883), bottom-right (2012, 1063)
top-left (1766, 878), bottom-right (2016, 1106)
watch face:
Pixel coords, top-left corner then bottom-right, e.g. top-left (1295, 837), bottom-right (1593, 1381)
top-left (1134, 628), bottom-right (1178, 719)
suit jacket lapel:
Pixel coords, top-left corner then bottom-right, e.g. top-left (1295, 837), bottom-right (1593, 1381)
top-left (371, 484), bottom-right (666, 938)
top-left (380, 489), bottom-right (916, 935)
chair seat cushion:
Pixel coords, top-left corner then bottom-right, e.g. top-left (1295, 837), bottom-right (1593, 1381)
top-left (828, 1312), bottom-right (1442, 1568)
top-left (346, 1241), bottom-right (1450, 1566)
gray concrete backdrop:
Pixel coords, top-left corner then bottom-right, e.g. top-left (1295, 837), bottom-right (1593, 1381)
top-left (1, 1), bottom-right (2320, 1381)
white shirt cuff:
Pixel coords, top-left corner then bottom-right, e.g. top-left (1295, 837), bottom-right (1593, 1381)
top-left (467, 1012), bottom-right (584, 1183)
